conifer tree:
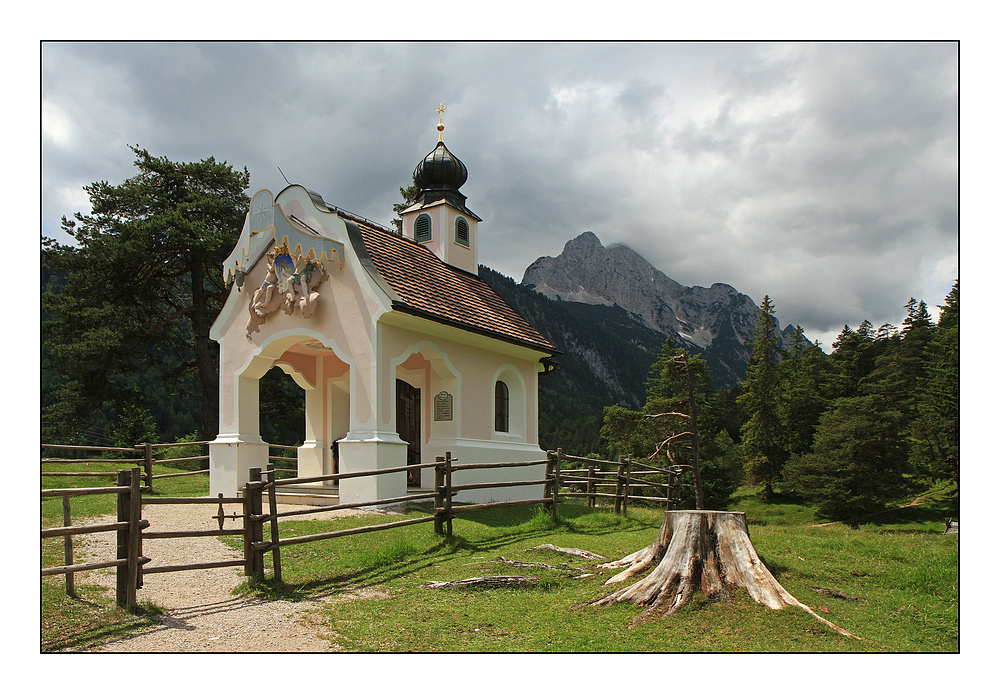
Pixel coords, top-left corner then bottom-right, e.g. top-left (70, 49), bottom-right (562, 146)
top-left (829, 322), bottom-right (878, 398)
top-left (737, 295), bottom-right (784, 498)
top-left (42, 146), bottom-right (250, 442)
top-left (910, 281), bottom-right (959, 507)
top-left (777, 326), bottom-right (833, 459)
top-left (784, 394), bottom-right (911, 525)
top-left (602, 340), bottom-right (740, 508)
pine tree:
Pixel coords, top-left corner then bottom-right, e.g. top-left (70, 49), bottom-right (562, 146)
top-left (391, 184), bottom-right (420, 233)
top-left (910, 281), bottom-right (959, 507)
top-left (860, 297), bottom-right (935, 436)
top-left (784, 395), bottom-right (911, 525)
top-left (777, 325), bottom-right (833, 459)
top-left (738, 295), bottom-right (785, 498)
top-left (829, 322), bottom-right (878, 399)
top-left (42, 146), bottom-right (250, 442)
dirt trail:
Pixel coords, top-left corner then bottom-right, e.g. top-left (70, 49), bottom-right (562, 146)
top-left (77, 502), bottom-right (390, 652)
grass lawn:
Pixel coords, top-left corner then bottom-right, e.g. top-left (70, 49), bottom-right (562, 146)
top-left (239, 486), bottom-right (958, 653)
top-left (41, 465), bottom-right (958, 653)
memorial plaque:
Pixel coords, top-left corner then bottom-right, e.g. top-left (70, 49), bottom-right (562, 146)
top-left (434, 391), bottom-right (454, 421)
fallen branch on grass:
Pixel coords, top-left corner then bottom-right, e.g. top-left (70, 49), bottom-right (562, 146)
top-left (813, 587), bottom-right (862, 601)
top-left (422, 576), bottom-right (538, 589)
top-left (497, 557), bottom-right (579, 572)
top-left (528, 544), bottom-right (607, 561)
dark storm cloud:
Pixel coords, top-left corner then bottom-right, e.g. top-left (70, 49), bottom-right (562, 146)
top-left (41, 41), bottom-right (957, 349)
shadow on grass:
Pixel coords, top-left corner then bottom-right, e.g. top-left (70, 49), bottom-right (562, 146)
top-left (41, 599), bottom-right (163, 652)
top-left (242, 505), bottom-right (657, 602)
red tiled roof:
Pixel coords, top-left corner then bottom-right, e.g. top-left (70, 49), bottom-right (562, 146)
top-left (352, 222), bottom-right (557, 355)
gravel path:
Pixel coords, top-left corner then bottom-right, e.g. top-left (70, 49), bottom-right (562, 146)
top-left (77, 502), bottom-right (395, 652)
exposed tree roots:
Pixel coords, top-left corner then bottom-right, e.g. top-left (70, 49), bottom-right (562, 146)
top-left (588, 510), bottom-right (860, 639)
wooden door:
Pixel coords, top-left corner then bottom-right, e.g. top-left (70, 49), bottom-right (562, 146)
top-left (396, 379), bottom-right (421, 486)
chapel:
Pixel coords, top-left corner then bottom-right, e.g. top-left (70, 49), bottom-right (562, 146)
top-left (208, 118), bottom-right (559, 505)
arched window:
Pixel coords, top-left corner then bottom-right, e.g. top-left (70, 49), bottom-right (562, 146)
top-left (495, 381), bottom-right (509, 433)
top-left (455, 216), bottom-right (470, 247)
top-left (415, 213), bottom-right (432, 242)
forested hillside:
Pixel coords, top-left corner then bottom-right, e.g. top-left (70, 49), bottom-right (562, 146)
top-left (597, 286), bottom-right (959, 519)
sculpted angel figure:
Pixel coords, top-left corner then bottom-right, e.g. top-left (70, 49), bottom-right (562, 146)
top-left (246, 245), bottom-right (329, 338)
top-left (291, 250), bottom-right (329, 319)
top-left (247, 250), bottom-right (282, 337)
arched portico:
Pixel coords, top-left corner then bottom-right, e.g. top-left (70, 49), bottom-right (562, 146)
top-left (210, 328), bottom-right (354, 496)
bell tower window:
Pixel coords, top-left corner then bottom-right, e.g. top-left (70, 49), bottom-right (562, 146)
top-left (455, 217), bottom-right (470, 247)
top-left (415, 214), bottom-right (432, 243)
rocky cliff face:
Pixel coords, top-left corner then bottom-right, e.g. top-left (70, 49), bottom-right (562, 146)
top-left (521, 232), bottom-right (799, 386)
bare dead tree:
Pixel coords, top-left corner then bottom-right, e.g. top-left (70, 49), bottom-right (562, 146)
top-left (644, 353), bottom-right (704, 509)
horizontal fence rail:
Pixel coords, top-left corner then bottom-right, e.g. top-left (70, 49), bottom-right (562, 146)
top-left (42, 441), bottom-right (214, 493)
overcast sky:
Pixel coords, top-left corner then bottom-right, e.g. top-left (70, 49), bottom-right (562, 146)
top-left (41, 40), bottom-right (958, 349)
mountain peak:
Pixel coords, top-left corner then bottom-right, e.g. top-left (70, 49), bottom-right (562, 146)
top-left (567, 230), bottom-right (604, 250)
top-left (521, 232), bottom-right (800, 384)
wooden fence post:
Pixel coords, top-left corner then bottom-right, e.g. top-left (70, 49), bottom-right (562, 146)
top-left (434, 457), bottom-right (445, 535)
top-left (243, 474), bottom-right (253, 576)
top-left (586, 465), bottom-right (596, 508)
top-left (249, 468), bottom-right (264, 581)
top-left (667, 467), bottom-right (678, 510)
top-left (543, 451), bottom-right (555, 515)
top-left (622, 456), bottom-right (632, 516)
top-left (444, 452), bottom-right (454, 538)
top-left (141, 442), bottom-right (153, 493)
top-left (129, 466), bottom-right (142, 593)
top-left (614, 456), bottom-right (625, 515)
top-left (116, 468), bottom-right (139, 610)
top-left (266, 463), bottom-right (282, 583)
top-left (62, 495), bottom-right (74, 597)
top-left (550, 449), bottom-right (562, 521)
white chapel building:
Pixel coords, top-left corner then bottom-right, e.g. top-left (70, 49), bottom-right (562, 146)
top-left (208, 123), bottom-right (559, 504)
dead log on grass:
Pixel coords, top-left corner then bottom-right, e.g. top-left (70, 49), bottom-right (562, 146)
top-left (497, 557), bottom-right (578, 572)
top-left (587, 510), bottom-right (861, 640)
top-left (528, 544), bottom-right (606, 561)
top-left (423, 576), bottom-right (538, 589)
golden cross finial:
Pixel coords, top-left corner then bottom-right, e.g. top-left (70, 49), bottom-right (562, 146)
top-left (436, 102), bottom-right (447, 141)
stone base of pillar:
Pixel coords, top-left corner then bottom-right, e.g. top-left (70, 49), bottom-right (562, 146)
top-left (295, 441), bottom-right (328, 483)
top-left (336, 431), bottom-right (408, 505)
top-left (209, 434), bottom-right (269, 497)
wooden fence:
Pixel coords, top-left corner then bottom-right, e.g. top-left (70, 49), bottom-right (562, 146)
top-left (41, 442), bottom-right (302, 493)
top-left (41, 448), bottom-right (684, 610)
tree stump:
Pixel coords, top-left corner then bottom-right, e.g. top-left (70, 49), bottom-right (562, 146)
top-left (589, 510), bottom-right (859, 639)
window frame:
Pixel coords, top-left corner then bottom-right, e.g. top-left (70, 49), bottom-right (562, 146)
top-left (455, 216), bottom-right (470, 247)
top-left (494, 380), bottom-right (510, 433)
top-left (415, 213), bottom-right (432, 243)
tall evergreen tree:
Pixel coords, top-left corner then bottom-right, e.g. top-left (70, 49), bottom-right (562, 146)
top-left (784, 394), bottom-right (911, 525)
top-left (860, 298), bottom-right (935, 435)
top-left (391, 183), bottom-right (420, 233)
top-left (738, 295), bottom-right (784, 498)
top-left (910, 281), bottom-right (959, 507)
top-left (42, 146), bottom-right (250, 442)
top-left (829, 322), bottom-right (878, 399)
top-left (777, 325), bottom-right (833, 459)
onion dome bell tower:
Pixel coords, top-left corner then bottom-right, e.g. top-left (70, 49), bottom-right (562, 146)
top-left (400, 104), bottom-right (482, 275)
